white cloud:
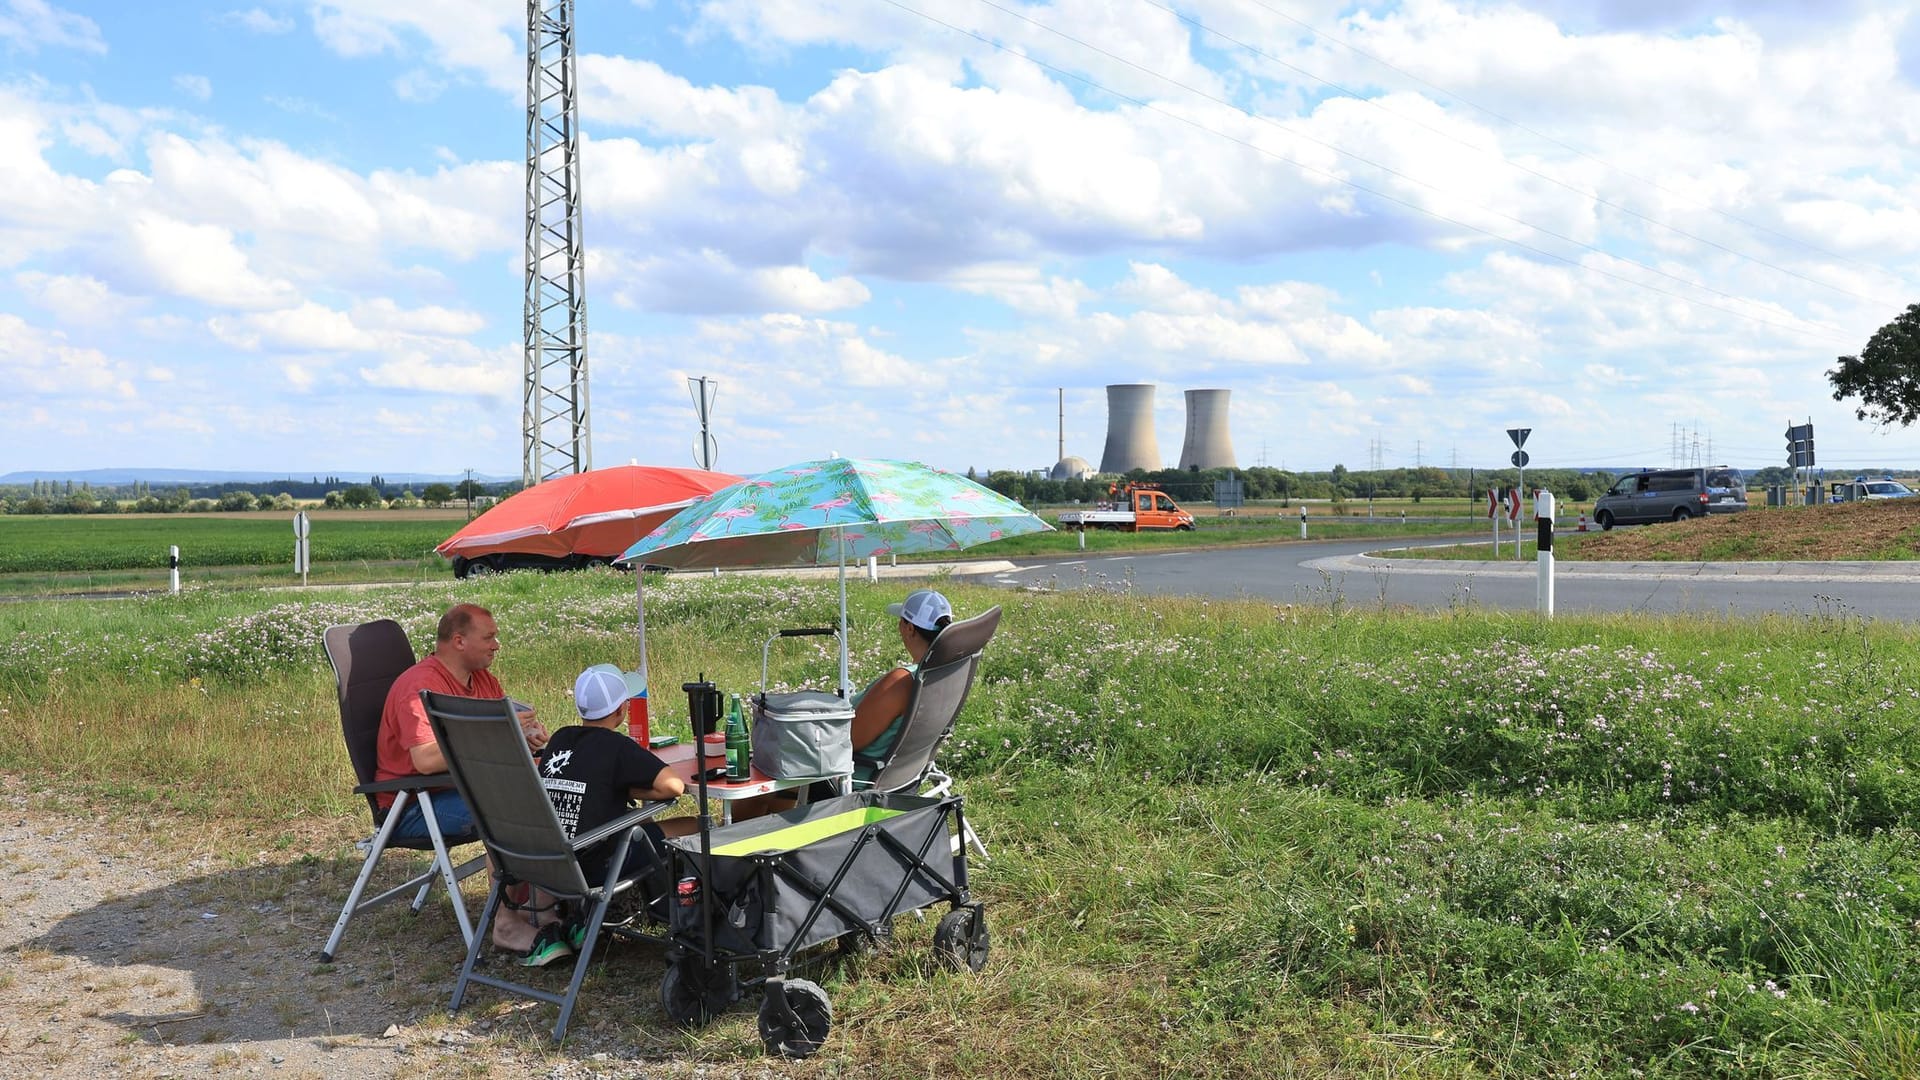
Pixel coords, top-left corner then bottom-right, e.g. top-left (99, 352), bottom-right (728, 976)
top-left (0, 0), bottom-right (104, 54)
top-left (127, 213), bottom-right (297, 309)
top-left (173, 74), bottom-right (212, 101)
top-left (14, 271), bottom-right (140, 325)
top-left (224, 7), bottom-right (293, 34)
top-left (0, 313), bottom-right (133, 397)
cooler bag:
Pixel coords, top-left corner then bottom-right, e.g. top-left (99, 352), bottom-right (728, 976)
top-left (750, 690), bottom-right (854, 779)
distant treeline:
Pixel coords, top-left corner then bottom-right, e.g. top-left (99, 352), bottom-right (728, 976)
top-left (976, 464), bottom-right (1834, 506)
top-left (0, 476), bottom-right (514, 515)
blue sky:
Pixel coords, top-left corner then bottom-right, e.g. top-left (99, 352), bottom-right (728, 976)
top-left (2, 0), bottom-right (1917, 479)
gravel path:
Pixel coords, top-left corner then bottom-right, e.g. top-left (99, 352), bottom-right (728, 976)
top-left (0, 782), bottom-right (803, 1079)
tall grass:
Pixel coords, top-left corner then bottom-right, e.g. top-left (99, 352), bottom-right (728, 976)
top-left (1, 570), bottom-right (1916, 1077)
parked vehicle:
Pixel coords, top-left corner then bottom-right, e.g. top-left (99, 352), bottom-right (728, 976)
top-left (1592, 466), bottom-right (1746, 529)
top-left (1057, 483), bottom-right (1195, 531)
top-left (1829, 476), bottom-right (1916, 502)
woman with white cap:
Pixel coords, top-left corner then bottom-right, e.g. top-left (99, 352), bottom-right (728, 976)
top-left (846, 588), bottom-right (954, 784)
top-left (741, 587), bottom-right (957, 819)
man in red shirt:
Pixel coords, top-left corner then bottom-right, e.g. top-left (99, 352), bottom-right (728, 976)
top-left (378, 603), bottom-right (550, 952)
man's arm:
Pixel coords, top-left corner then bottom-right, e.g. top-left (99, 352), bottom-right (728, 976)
top-left (408, 739), bottom-right (447, 775)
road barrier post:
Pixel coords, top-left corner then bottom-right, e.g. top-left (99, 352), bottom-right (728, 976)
top-left (1536, 491), bottom-right (1556, 618)
top-left (1299, 505), bottom-right (1307, 540)
top-left (169, 545), bottom-right (180, 595)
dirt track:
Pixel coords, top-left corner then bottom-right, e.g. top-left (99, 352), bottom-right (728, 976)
top-left (0, 779), bottom-right (795, 1079)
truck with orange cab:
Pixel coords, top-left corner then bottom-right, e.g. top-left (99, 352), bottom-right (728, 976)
top-left (1057, 483), bottom-right (1196, 531)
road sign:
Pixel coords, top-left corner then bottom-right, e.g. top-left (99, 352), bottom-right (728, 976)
top-left (692, 432), bottom-right (719, 471)
top-left (1506, 427), bottom-right (1531, 449)
top-left (1511, 450), bottom-right (1530, 468)
top-left (292, 510), bottom-right (310, 539)
top-left (1486, 488), bottom-right (1497, 518)
top-left (1785, 421), bottom-right (1815, 468)
top-left (1507, 488), bottom-right (1522, 522)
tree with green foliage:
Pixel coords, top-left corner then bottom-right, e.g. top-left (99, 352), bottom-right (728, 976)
top-left (422, 482), bottom-right (454, 507)
top-left (340, 485), bottom-right (381, 508)
top-left (1830, 303), bottom-right (1920, 426)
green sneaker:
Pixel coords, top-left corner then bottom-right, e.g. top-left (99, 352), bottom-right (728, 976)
top-left (563, 917), bottom-right (588, 953)
top-left (521, 923), bottom-right (575, 968)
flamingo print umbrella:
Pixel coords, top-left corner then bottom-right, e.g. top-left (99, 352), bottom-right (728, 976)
top-left (620, 457), bottom-right (1050, 694)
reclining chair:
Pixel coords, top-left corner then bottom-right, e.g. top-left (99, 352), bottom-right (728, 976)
top-left (852, 605), bottom-right (1002, 857)
top-left (318, 619), bottom-right (485, 963)
top-left (422, 690), bottom-right (673, 1042)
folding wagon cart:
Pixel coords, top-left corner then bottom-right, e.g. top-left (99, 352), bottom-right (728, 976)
top-left (658, 781), bottom-right (989, 1058)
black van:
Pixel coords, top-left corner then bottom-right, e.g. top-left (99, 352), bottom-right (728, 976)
top-left (1592, 467), bottom-right (1746, 529)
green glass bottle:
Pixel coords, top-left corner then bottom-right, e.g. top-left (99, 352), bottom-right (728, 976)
top-left (725, 693), bottom-right (749, 780)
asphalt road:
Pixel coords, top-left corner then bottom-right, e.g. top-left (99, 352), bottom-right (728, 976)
top-left (984, 537), bottom-right (1920, 621)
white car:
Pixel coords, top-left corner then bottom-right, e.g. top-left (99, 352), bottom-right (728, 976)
top-left (1858, 480), bottom-right (1916, 499)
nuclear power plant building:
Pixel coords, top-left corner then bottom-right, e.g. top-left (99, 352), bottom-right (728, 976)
top-left (1099, 383), bottom-right (1161, 474)
top-left (1177, 388), bottom-right (1236, 471)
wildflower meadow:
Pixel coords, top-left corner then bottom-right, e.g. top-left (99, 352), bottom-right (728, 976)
top-left (1, 569), bottom-right (1916, 1077)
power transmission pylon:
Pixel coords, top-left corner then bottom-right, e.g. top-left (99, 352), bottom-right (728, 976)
top-left (522, 0), bottom-right (591, 485)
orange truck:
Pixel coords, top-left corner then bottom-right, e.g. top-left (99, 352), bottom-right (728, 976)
top-left (1057, 483), bottom-right (1196, 531)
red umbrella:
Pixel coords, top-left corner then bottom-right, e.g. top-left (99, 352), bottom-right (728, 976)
top-left (436, 465), bottom-right (743, 561)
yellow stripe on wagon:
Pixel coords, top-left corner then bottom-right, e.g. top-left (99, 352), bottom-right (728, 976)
top-left (707, 807), bottom-right (909, 857)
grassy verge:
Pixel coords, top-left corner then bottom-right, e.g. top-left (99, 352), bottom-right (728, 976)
top-left (2, 572), bottom-right (1917, 1077)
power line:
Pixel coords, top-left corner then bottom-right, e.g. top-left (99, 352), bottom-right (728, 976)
top-left (909, 0), bottom-right (1856, 346)
top-left (1134, 0), bottom-right (1900, 311)
top-left (1233, 0), bottom-right (1895, 282)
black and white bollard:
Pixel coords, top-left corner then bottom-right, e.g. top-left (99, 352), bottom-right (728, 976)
top-left (169, 545), bottom-right (180, 595)
top-left (1299, 505), bottom-right (1308, 539)
top-left (1535, 491), bottom-right (1555, 617)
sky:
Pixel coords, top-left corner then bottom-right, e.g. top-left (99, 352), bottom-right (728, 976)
top-left (2, 0), bottom-right (1918, 481)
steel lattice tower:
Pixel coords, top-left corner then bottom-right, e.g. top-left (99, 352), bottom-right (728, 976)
top-left (522, 0), bottom-right (591, 485)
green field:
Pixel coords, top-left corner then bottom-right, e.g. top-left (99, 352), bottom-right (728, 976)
top-left (0, 514), bottom-right (455, 574)
top-left (0, 511), bottom-right (1480, 587)
top-left (2, 572), bottom-right (1915, 1077)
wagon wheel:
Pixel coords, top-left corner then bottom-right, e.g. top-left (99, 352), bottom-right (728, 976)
top-left (758, 978), bottom-right (832, 1059)
top-left (932, 905), bottom-right (990, 973)
top-left (660, 959), bottom-right (728, 1027)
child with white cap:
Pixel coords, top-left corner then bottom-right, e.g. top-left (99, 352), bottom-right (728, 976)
top-left (521, 664), bottom-right (696, 966)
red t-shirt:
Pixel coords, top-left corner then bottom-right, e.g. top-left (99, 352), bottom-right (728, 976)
top-left (374, 654), bottom-right (505, 808)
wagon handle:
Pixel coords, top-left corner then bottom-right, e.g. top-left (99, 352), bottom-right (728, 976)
top-left (762, 627), bottom-right (843, 691)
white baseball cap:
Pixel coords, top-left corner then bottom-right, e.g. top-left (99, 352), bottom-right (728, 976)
top-left (887, 589), bottom-right (953, 632)
top-left (573, 663), bottom-right (645, 721)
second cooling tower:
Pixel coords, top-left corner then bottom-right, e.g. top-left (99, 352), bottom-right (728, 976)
top-left (1099, 383), bottom-right (1161, 474)
top-left (1177, 388), bottom-right (1236, 471)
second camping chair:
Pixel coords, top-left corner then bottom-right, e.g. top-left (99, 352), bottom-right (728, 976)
top-left (421, 690), bottom-right (673, 1041)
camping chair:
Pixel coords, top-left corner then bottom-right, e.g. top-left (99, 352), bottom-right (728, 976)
top-left (852, 605), bottom-right (1002, 858)
top-left (317, 620), bottom-right (486, 963)
top-left (422, 690), bottom-right (674, 1042)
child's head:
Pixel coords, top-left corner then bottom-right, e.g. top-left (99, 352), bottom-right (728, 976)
top-left (573, 664), bottom-right (642, 726)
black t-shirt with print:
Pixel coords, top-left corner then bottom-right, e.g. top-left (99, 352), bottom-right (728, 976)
top-left (535, 724), bottom-right (668, 877)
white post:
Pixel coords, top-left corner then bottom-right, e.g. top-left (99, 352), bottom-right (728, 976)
top-left (867, 554), bottom-right (878, 582)
top-left (169, 545), bottom-right (180, 594)
top-left (1299, 505), bottom-right (1307, 539)
top-left (1535, 491), bottom-right (1556, 617)
top-left (1078, 528), bottom-right (1086, 550)
top-left (1490, 490), bottom-right (1499, 557)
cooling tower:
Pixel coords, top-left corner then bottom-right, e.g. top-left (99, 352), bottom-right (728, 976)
top-left (1099, 383), bottom-right (1161, 475)
top-left (1178, 388), bottom-right (1236, 471)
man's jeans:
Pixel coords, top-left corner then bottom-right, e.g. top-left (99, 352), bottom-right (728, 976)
top-left (389, 788), bottom-right (475, 842)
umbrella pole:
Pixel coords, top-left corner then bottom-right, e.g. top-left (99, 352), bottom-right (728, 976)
top-left (633, 569), bottom-right (649, 686)
top-left (837, 527), bottom-right (851, 698)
